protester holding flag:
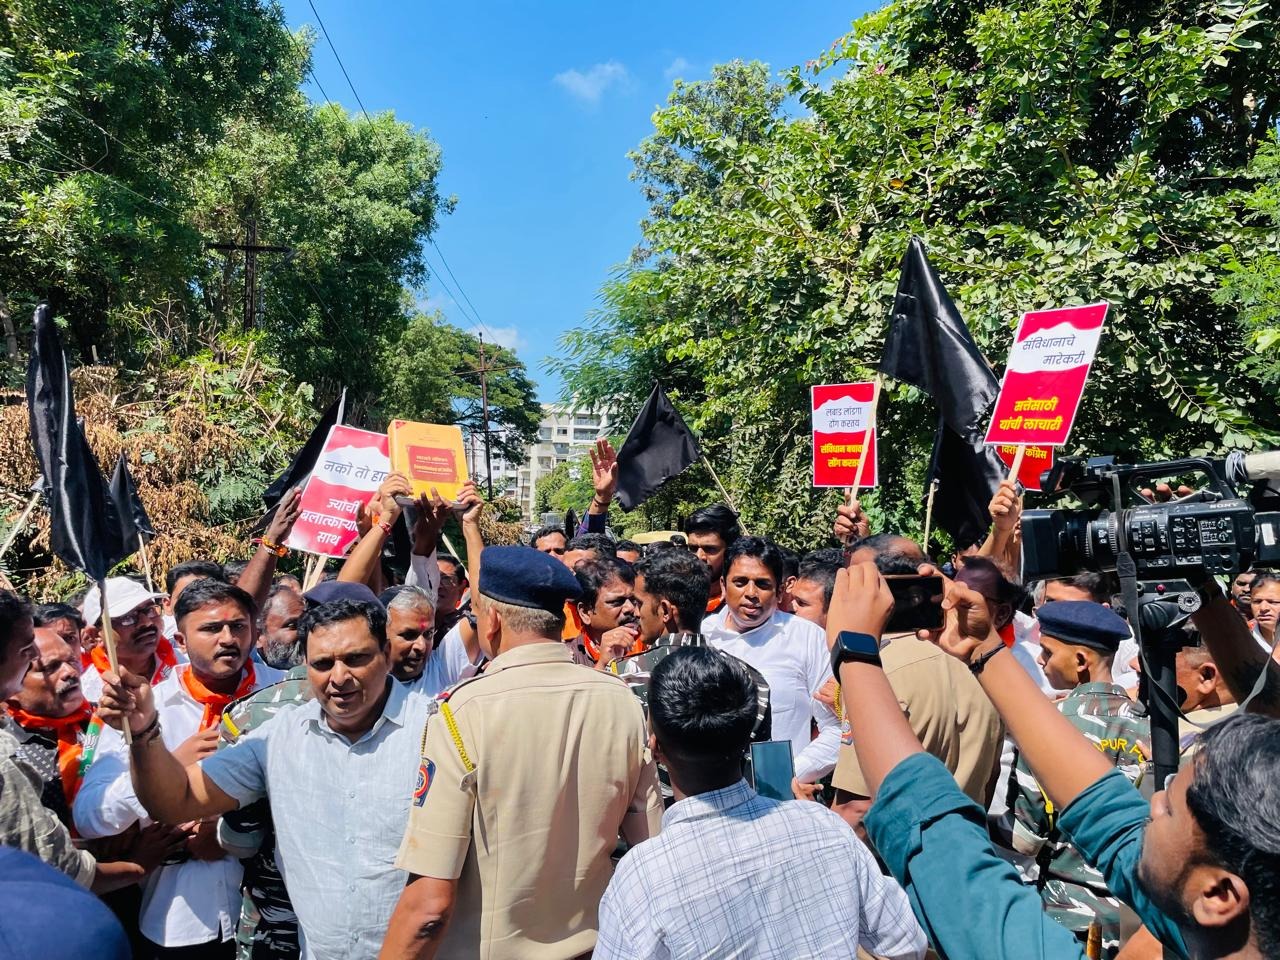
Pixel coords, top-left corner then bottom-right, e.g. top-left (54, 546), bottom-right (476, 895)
top-left (79, 578), bottom-right (180, 704)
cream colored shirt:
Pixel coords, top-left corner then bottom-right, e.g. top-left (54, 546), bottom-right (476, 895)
top-left (833, 634), bottom-right (1002, 803)
top-left (396, 641), bottom-right (663, 960)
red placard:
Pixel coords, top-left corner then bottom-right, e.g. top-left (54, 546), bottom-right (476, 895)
top-left (287, 426), bottom-right (391, 558)
top-left (812, 382), bottom-right (878, 488)
top-left (995, 443), bottom-right (1054, 491)
top-left (984, 303), bottom-right (1109, 448)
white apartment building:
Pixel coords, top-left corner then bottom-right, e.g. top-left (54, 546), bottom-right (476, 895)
top-left (515, 404), bottom-right (612, 521)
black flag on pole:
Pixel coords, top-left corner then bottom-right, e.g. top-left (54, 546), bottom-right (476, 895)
top-left (879, 237), bottom-right (998, 443)
top-left (109, 452), bottom-right (155, 555)
top-left (615, 384), bottom-right (701, 512)
top-left (925, 416), bottom-right (1008, 550)
top-left (263, 388), bottom-right (345, 509)
top-left (26, 304), bottom-right (128, 581)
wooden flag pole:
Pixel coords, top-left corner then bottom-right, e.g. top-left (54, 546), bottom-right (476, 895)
top-left (97, 579), bottom-right (131, 746)
top-left (844, 378), bottom-right (883, 522)
top-left (1006, 444), bottom-right (1026, 484)
top-left (0, 490), bottom-right (41, 561)
top-left (701, 455), bottom-right (749, 536)
top-left (921, 478), bottom-right (940, 555)
top-left (304, 553), bottom-right (327, 591)
top-left (441, 533), bottom-right (462, 561)
top-left (137, 538), bottom-right (155, 594)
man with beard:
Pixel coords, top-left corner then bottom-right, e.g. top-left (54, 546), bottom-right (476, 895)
top-left (572, 558), bottom-right (643, 669)
top-left (256, 584), bottom-right (304, 670)
top-left (79, 577), bottom-right (181, 703)
top-left (76, 580), bottom-right (285, 959)
top-left (5, 626), bottom-right (96, 823)
top-left (683, 504), bottom-right (741, 615)
top-left (702, 537), bottom-right (838, 783)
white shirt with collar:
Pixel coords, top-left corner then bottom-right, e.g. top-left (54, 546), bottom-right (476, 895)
top-left (74, 661), bottom-right (284, 948)
top-left (701, 608), bottom-right (839, 781)
top-left (200, 675), bottom-right (431, 960)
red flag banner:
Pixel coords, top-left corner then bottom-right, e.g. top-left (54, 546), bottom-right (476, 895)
top-left (995, 443), bottom-right (1054, 491)
top-left (812, 382), bottom-right (878, 488)
top-left (984, 303), bottom-right (1108, 448)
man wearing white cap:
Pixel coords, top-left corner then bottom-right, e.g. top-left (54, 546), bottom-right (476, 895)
top-left (80, 577), bottom-right (181, 704)
top-left (76, 579), bottom-right (283, 959)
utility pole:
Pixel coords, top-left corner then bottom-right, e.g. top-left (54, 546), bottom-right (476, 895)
top-left (478, 334), bottom-right (494, 499)
top-left (206, 211), bottom-right (291, 329)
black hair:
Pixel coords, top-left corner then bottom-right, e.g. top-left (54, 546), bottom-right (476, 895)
top-left (33, 603), bottom-right (84, 630)
top-left (850, 532), bottom-right (927, 575)
top-left (723, 536), bottom-right (784, 588)
top-left (1186, 713), bottom-right (1280, 955)
top-left (683, 504), bottom-right (741, 547)
top-left (796, 549), bottom-right (843, 610)
top-left (165, 560), bottom-right (227, 595)
top-left (958, 555), bottom-right (1025, 606)
top-left (530, 526), bottom-right (566, 550)
top-left (564, 533), bottom-right (616, 561)
top-left (644, 540), bottom-right (676, 554)
top-left (437, 553), bottom-right (467, 583)
top-left (779, 548), bottom-right (800, 583)
top-left (257, 582), bottom-right (301, 629)
top-left (615, 540), bottom-right (641, 556)
top-left (222, 560), bottom-right (249, 585)
top-left (298, 598), bottom-right (389, 652)
top-left (1049, 571), bottom-right (1118, 605)
top-left (574, 557), bottom-right (635, 609)
top-left (174, 579), bottom-right (257, 626)
top-left (633, 549), bottom-right (710, 632)
top-left (0, 590), bottom-right (34, 656)
top-left (649, 646), bottom-right (759, 764)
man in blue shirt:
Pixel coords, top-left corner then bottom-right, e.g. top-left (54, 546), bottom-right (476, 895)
top-left (828, 561), bottom-right (1280, 960)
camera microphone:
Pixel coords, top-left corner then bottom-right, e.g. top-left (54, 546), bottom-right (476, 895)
top-left (1227, 450), bottom-right (1280, 485)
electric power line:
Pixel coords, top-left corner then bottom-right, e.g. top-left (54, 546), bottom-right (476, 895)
top-left (306, 0), bottom-right (372, 121)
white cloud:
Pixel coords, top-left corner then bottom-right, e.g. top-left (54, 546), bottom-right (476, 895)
top-left (664, 57), bottom-right (692, 79)
top-left (553, 61), bottom-right (629, 105)
top-left (467, 324), bottom-right (527, 353)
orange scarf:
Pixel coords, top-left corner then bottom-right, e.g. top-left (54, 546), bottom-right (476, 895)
top-left (90, 635), bottom-right (179, 685)
top-left (580, 632), bottom-right (647, 664)
top-left (178, 663), bottom-right (257, 730)
top-left (561, 601), bottom-right (583, 641)
top-left (7, 701), bottom-right (96, 807)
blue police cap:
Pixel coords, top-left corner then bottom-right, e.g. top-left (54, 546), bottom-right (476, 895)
top-left (1037, 600), bottom-right (1129, 653)
top-left (303, 580), bottom-right (383, 609)
top-left (0, 847), bottom-right (130, 960)
top-left (479, 545), bottom-right (582, 611)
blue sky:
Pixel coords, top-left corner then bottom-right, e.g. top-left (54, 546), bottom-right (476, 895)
top-left (280, 1), bottom-right (876, 400)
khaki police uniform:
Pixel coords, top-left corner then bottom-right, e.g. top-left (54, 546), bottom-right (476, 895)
top-left (832, 633), bottom-right (1002, 802)
top-left (396, 641), bottom-right (663, 960)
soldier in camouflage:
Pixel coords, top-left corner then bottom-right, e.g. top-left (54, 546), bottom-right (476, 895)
top-left (216, 664), bottom-right (312, 960)
top-left (1002, 600), bottom-right (1150, 959)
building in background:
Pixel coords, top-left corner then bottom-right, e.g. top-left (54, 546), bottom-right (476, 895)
top-left (494, 403), bottom-right (611, 521)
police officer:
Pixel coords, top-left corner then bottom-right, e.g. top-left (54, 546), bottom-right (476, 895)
top-left (381, 546), bottom-right (662, 960)
top-left (1001, 599), bottom-right (1151, 959)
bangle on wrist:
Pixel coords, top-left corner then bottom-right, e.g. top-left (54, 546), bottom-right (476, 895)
top-left (254, 537), bottom-right (289, 558)
top-left (377, 520), bottom-right (394, 537)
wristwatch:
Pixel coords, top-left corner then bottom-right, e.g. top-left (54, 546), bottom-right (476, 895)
top-left (830, 630), bottom-right (882, 675)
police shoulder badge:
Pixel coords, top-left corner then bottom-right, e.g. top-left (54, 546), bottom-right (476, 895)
top-left (413, 758), bottom-right (436, 806)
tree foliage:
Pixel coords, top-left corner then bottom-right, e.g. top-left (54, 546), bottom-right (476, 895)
top-left (556, 0), bottom-right (1280, 545)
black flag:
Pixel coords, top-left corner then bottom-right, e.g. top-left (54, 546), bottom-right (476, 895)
top-left (615, 384), bottom-right (701, 512)
top-left (109, 453), bottom-right (155, 555)
top-left (26, 304), bottom-right (128, 581)
top-left (926, 418), bottom-right (1008, 550)
top-left (263, 389), bottom-right (345, 508)
top-left (879, 237), bottom-right (998, 442)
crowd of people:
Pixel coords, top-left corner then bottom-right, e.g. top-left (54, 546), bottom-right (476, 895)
top-left (1, 436), bottom-right (1279, 960)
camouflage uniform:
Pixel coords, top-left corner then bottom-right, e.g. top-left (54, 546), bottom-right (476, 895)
top-left (1004, 681), bottom-right (1150, 959)
top-left (216, 665), bottom-right (311, 960)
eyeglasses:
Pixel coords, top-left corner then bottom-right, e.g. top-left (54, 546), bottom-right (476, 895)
top-left (113, 603), bottom-right (160, 629)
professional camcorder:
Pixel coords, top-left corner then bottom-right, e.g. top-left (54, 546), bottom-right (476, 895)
top-left (1021, 451), bottom-right (1280, 582)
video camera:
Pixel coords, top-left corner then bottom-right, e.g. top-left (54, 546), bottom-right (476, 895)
top-left (1021, 452), bottom-right (1280, 583)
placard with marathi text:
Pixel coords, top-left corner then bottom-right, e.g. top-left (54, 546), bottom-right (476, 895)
top-left (287, 426), bottom-right (391, 558)
top-left (811, 382), bottom-right (879, 488)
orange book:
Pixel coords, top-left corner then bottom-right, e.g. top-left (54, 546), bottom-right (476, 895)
top-left (387, 420), bottom-right (469, 502)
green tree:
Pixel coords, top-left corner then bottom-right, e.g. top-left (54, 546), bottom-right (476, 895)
top-left (558, 0), bottom-right (1280, 545)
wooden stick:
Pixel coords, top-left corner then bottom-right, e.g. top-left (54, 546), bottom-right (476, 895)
top-left (441, 533), bottom-right (461, 561)
top-left (97, 579), bottom-right (131, 745)
top-left (137, 538), bottom-right (155, 594)
top-left (922, 478), bottom-right (940, 555)
top-left (0, 490), bottom-right (40, 561)
top-left (701, 454), bottom-right (749, 536)
top-left (304, 553), bottom-right (327, 591)
top-left (845, 378), bottom-right (883, 504)
top-left (1006, 444), bottom-right (1026, 483)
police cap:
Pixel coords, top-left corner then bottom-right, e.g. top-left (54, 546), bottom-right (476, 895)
top-left (1037, 600), bottom-right (1129, 654)
top-left (479, 545), bottom-right (582, 612)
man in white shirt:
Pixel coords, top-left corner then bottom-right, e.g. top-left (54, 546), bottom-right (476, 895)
top-left (702, 536), bottom-right (839, 782)
top-left (595, 645), bottom-right (926, 960)
top-left (379, 584), bottom-right (474, 698)
top-left (76, 579), bottom-right (284, 958)
top-left (79, 577), bottom-right (183, 703)
top-left (95, 589), bottom-right (431, 960)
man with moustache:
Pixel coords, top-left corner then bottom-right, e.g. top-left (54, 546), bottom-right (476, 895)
top-left (96, 587), bottom-right (432, 960)
top-left (79, 577), bottom-right (183, 703)
top-left (5, 626), bottom-right (96, 824)
top-left (77, 580), bottom-right (284, 959)
top-left (256, 583), bottom-right (304, 670)
top-left (572, 558), bottom-right (644, 669)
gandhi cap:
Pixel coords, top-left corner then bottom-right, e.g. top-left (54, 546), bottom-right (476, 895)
top-left (479, 545), bottom-right (582, 612)
top-left (1037, 600), bottom-right (1129, 653)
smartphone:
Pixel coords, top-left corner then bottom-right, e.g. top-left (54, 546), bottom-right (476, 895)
top-left (885, 574), bottom-right (945, 633)
top-left (749, 740), bottom-right (794, 802)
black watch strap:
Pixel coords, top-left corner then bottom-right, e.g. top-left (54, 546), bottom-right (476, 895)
top-left (969, 643), bottom-right (1005, 676)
